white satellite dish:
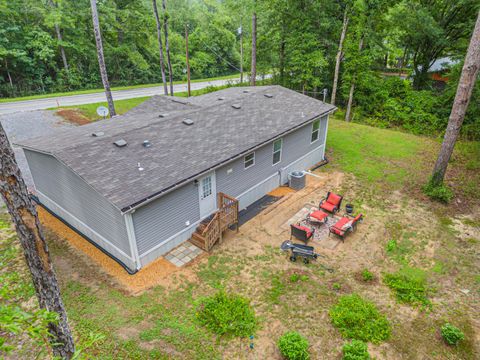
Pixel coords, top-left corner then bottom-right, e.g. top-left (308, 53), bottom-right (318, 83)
top-left (96, 106), bottom-right (109, 118)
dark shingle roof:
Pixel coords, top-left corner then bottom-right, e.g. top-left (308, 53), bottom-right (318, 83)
top-left (17, 86), bottom-right (336, 211)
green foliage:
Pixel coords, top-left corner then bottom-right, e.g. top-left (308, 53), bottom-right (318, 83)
top-left (0, 306), bottom-right (58, 354)
top-left (329, 294), bottom-right (391, 344)
top-left (0, 217), bottom-right (57, 355)
top-left (423, 178), bottom-right (454, 203)
top-left (278, 331), bottom-right (310, 360)
top-left (383, 267), bottom-right (431, 307)
top-left (196, 291), bottom-right (257, 337)
top-left (441, 323), bottom-right (465, 346)
top-left (290, 274), bottom-right (309, 283)
top-left (361, 269), bottom-right (374, 282)
top-left (342, 340), bottom-right (370, 360)
top-left (267, 275), bottom-right (286, 304)
top-left (332, 283), bottom-right (342, 291)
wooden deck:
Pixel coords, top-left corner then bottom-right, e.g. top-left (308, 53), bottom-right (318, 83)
top-left (190, 192), bottom-right (239, 251)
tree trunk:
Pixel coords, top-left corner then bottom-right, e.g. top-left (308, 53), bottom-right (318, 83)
top-left (279, 29), bottom-right (286, 86)
top-left (345, 37), bottom-right (364, 122)
top-left (240, 23), bottom-right (244, 83)
top-left (162, 0), bottom-right (174, 96)
top-left (90, 0), bottom-right (116, 117)
top-left (251, 11), bottom-right (257, 86)
top-left (0, 124), bottom-right (75, 359)
top-left (344, 82), bottom-right (355, 122)
top-left (331, 9), bottom-right (349, 105)
top-left (152, 0), bottom-right (168, 95)
top-left (5, 59), bottom-right (13, 88)
top-left (185, 25), bottom-right (191, 97)
top-left (48, 0), bottom-right (69, 72)
top-left (431, 11), bottom-right (480, 185)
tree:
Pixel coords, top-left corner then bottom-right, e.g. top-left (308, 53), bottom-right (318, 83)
top-left (47, 0), bottom-right (69, 73)
top-left (0, 124), bottom-right (75, 358)
top-left (332, 6), bottom-right (349, 105)
top-left (162, 0), bottom-right (174, 96)
top-left (390, 0), bottom-right (480, 89)
top-left (152, 0), bottom-right (168, 95)
top-left (251, 8), bottom-right (257, 86)
top-left (90, 0), bottom-right (116, 116)
top-left (431, 11), bottom-right (480, 185)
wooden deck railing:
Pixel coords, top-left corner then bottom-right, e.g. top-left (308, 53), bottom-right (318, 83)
top-left (191, 192), bottom-right (239, 251)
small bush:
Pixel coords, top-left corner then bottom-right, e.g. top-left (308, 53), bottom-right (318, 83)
top-left (383, 267), bottom-right (431, 307)
top-left (441, 323), bottom-right (464, 346)
top-left (332, 283), bottom-right (342, 291)
top-left (342, 340), bottom-right (370, 360)
top-left (361, 269), bottom-right (374, 282)
top-left (386, 239), bottom-right (397, 253)
top-left (423, 179), bottom-right (453, 203)
top-left (278, 331), bottom-right (310, 360)
top-left (290, 274), bottom-right (309, 283)
top-left (196, 291), bottom-right (257, 337)
top-left (329, 294), bottom-right (391, 344)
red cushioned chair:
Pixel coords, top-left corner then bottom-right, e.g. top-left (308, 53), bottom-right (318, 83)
top-left (319, 192), bottom-right (343, 214)
top-left (290, 224), bottom-right (315, 244)
top-left (329, 214), bottom-right (363, 240)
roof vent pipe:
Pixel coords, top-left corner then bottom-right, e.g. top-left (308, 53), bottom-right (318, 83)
top-left (143, 140), bottom-right (151, 148)
top-left (137, 162), bottom-right (144, 171)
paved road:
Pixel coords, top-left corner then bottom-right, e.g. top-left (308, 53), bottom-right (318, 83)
top-left (0, 77), bottom-right (243, 115)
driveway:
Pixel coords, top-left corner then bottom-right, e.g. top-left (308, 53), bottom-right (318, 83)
top-left (0, 110), bottom-right (73, 190)
top-left (0, 77), bottom-right (243, 115)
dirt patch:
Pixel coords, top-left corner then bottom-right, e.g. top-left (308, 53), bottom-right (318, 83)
top-left (38, 207), bottom-right (197, 294)
top-left (56, 109), bottom-right (91, 125)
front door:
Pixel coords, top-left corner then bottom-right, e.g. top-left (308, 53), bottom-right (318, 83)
top-left (198, 171), bottom-right (217, 218)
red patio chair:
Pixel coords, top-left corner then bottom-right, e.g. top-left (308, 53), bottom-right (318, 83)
top-left (319, 192), bottom-right (343, 214)
top-left (290, 224), bottom-right (315, 244)
top-left (329, 214), bottom-right (363, 240)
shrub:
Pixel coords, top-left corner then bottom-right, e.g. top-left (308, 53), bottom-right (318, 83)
top-left (361, 269), bottom-right (374, 282)
top-left (196, 291), bottom-right (257, 337)
top-left (383, 267), bottom-right (431, 307)
top-left (441, 323), bottom-right (464, 346)
top-left (329, 294), bottom-right (391, 344)
top-left (332, 283), bottom-right (342, 291)
top-left (342, 340), bottom-right (370, 360)
top-left (423, 179), bottom-right (454, 203)
top-left (278, 331), bottom-right (310, 360)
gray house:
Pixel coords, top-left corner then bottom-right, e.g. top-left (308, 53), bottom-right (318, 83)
top-left (17, 86), bottom-right (335, 273)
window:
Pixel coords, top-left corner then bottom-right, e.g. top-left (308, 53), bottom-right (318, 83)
top-left (201, 176), bottom-right (212, 199)
top-left (244, 152), bottom-right (255, 169)
top-left (311, 119), bottom-right (320, 143)
top-left (273, 138), bottom-right (282, 165)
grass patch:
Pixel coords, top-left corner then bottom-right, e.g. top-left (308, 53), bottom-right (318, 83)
top-left (196, 291), bottom-right (257, 338)
top-left (1, 73), bottom-right (240, 103)
top-left (329, 294), bottom-right (391, 344)
top-left (361, 269), bottom-right (374, 282)
top-left (53, 96), bottom-right (150, 121)
top-left (383, 267), bottom-right (431, 307)
top-left (327, 117), bottom-right (422, 187)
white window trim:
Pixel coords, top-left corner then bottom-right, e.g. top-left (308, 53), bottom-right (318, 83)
top-left (272, 138), bottom-right (283, 165)
top-left (244, 152), bottom-right (255, 169)
top-left (310, 119), bottom-right (320, 144)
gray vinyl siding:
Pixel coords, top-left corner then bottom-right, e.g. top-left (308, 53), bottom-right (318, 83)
top-left (216, 116), bottom-right (327, 198)
top-left (24, 150), bottom-right (131, 256)
top-left (132, 182), bottom-right (200, 256)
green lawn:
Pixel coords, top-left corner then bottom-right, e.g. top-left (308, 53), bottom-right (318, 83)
top-left (0, 73), bottom-right (241, 103)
